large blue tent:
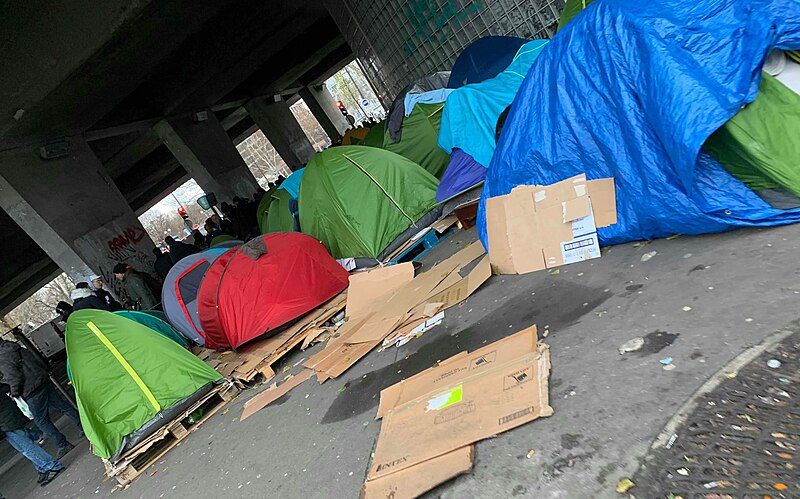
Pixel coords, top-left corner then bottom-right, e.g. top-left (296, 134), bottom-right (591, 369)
top-left (448, 36), bottom-right (529, 88)
top-left (479, 0), bottom-right (800, 250)
top-left (439, 40), bottom-right (549, 169)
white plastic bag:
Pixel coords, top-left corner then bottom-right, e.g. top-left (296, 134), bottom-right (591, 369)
top-left (12, 396), bottom-right (33, 419)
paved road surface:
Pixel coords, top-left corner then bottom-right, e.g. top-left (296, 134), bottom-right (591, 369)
top-left (5, 224), bottom-right (800, 498)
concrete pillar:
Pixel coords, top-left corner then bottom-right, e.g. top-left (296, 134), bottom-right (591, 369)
top-left (298, 85), bottom-right (349, 141)
top-left (0, 138), bottom-right (156, 301)
top-left (154, 113), bottom-right (259, 201)
top-left (244, 96), bottom-right (316, 168)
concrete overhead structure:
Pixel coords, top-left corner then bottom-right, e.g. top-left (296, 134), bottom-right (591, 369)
top-left (0, 139), bottom-right (156, 305)
top-left (299, 85), bottom-right (350, 141)
top-left (244, 96), bottom-right (317, 168)
top-left (155, 113), bottom-right (260, 201)
top-left (0, 0), bottom-right (361, 313)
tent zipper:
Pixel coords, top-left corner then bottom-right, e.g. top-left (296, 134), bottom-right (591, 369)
top-left (86, 321), bottom-right (161, 412)
top-left (341, 153), bottom-right (415, 223)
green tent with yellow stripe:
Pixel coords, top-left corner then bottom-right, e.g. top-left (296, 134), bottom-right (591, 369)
top-left (66, 309), bottom-right (221, 460)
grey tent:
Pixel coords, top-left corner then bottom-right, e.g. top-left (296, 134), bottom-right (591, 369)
top-left (161, 247), bottom-right (234, 345)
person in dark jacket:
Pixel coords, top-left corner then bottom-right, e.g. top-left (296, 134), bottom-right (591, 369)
top-left (165, 236), bottom-right (199, 265)
top-left (192, 230), bottom-right (208, 250)
top-left (88, 275), bottom-right (122, 311)
top-left (70, 286), bottom-right (110, 312)
top-left (0, 339), bottom-right (81, 458)
top-left (55, 301), bottom-right (73, 322)
top-left (151, 247), bottom-right (173, 279)
top-left (1, 384), bottom-right (65, 486)
top-left (204, 218), bottom-right (224, 247)
top-left (113, 263), bottom-right (158, 310)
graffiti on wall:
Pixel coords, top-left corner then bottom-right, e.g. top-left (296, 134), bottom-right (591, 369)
top-left (402, 0), bottom-right (482, 56)
top-left (107, 227), bottom-right (148, 261)
top-left (74, 223), bottom-right (157, 308)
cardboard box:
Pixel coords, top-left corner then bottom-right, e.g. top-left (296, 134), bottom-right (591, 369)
top-left (486, 175), bottom-right (616, 275)
top-left (305, 242), bottom-right (492, 382)
top-left (361, 446), bottom-right (474, 499)
top-left (367, 326), bottom-right (552, 480)
top-left (346, 263), bottom-right (415, 319)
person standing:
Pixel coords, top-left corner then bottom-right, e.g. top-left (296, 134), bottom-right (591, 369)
top-left (0, 339), bottom-right (81, 459)
top-left (203, 218), bottom-right (223, 247)
top-left (1, 385), bottom-right (65, 486)
top-left (70, 285), bottom-right (110, 312)
top-left (88, 274), bottom-right (123, 311)
top-left (112, 263), bottom-right (158, 310)
top-left (164, 236), bottom-right (199, 265)
top-left (151, 247), bottom-right (173, 279)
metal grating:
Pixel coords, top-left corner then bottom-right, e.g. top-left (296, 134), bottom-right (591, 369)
top-left (325, 0), bottom-right (565, 102)
top-left (633, 332), bottom-right (799, 498)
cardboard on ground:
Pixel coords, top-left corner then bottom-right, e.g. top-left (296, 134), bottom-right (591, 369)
top-left (368, 325), bottom-right (552, 480)
top-left (361, 445), bottom-right (474, 499)
top-left (486, 174), bottom-right (616, 275)
top-left (240, 369), bottom-right (312, 421)
top-left (306, 241), bottom-right (491, 382)
top-left (346, 263), bottom-right (415, 319)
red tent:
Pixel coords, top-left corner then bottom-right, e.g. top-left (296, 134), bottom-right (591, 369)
top-left (197, 233), bottom-right (349, 349)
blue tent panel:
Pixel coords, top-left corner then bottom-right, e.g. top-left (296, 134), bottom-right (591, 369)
top-left (479, 0), bottom-right (800, 251)
top-left (448, 36), bottom-right (529, 88)
top-left (404, 89), bottom-right (454, 115)
top-left (439, 40), bottom-right (549, 169)
top-left (279, 168), bottom-right (304, 199)
top-left (113, 310), bottom-right (190, 349)
top-left (436, 149), bottom-right (487, 203)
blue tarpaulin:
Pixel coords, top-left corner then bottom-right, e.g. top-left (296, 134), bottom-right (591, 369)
top-left (439, 40), bottom-right (549, 169)
top-left (479, 0), bottom-right (800, 250)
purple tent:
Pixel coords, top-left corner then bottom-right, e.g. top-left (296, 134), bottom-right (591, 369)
top-left (436, 149), bottom-right (486, 202)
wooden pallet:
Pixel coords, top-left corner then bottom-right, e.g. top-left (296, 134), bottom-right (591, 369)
top-left (104, 381), bottom-right (239, 487)
top-left (192, 291), bottom-right (347, 382)
top-left (383, 216), bottom-right (458, 265)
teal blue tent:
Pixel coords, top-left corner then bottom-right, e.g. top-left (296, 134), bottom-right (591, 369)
top-left (438, 39), bottom-right (549, 168)
top-left (114, 310), bottom-right (190, 349)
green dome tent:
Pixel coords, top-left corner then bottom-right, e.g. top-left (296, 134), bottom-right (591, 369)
top-left (299, 146), bottom-right (438, 259)
top-left (256, 188), bottom-right (275, 231)
top-left (258, 188), bottom-right (295, 234)
top-left (383, 103), bottom-right (450, 178)
top-left (704, 72), bottom-right (800, 199)
top-left (362, 121), bottom-right (386, 148)
top-left (66, 309), bottom-right (221, 460)
top-left (66, 310), bottom-right (190, 381)
top-left (558, 0), bottom-right (594, 31)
